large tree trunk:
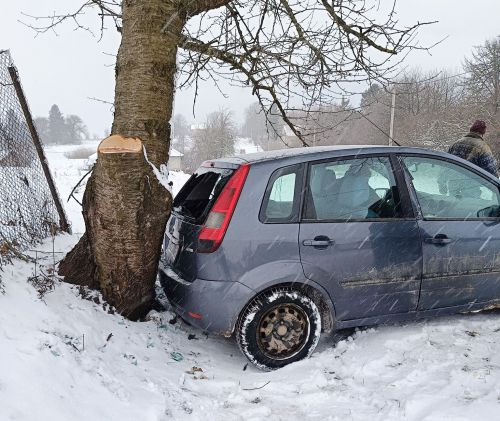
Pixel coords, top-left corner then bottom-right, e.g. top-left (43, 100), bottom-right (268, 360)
top-left (59, 0), bottom-right (186, 320)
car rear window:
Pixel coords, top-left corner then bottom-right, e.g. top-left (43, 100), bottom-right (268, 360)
top-left (173, 167), bottom-right (234, 222)
top-left (260, 164), bottom-right (303, 223)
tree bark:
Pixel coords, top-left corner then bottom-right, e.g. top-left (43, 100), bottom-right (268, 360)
top-left (59, 0), bottom-right (185, 320)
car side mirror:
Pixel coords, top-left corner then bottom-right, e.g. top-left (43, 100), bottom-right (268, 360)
top-left (477, 205), bottom-right (500, 218)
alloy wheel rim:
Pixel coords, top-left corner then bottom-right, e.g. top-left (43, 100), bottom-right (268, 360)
top-left (256, 303), bottom-right (310, 360)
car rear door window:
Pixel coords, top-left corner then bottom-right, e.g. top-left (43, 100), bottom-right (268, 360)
top-left (260, 165), bottom-right (302, 223)
top-left (401, 156), bottom-right (500, 219)
top-left (304, 156), bottom-right (401, 221)
top-left (173, 167), bottom-right (234, 222)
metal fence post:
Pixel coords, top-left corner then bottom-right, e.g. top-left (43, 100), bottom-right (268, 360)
top-left (7, 65), bottom-right (71, 234)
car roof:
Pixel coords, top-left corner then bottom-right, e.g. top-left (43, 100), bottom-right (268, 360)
top-left (205, 144), bottom-right (499, 182)
top-left (238, 145), bottom-right (391, 163)
top-left (214, 145), bottom-right (450, 165)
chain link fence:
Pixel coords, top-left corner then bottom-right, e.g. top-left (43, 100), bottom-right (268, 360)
top-left (0, 50), bottom-right (67, 277)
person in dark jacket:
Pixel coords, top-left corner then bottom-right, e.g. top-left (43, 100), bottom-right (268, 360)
top-left (448, 120), bottom-right (498, 176)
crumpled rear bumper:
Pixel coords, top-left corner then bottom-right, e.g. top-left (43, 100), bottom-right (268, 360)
top-left (159, 266), bottom-right (254, 336)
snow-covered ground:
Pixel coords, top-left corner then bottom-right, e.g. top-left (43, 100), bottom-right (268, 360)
top-left (2, 145), bottom-right (500, 420)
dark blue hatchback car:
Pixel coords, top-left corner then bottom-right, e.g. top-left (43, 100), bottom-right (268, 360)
top-left (159, 146), bottom-right (500, 370)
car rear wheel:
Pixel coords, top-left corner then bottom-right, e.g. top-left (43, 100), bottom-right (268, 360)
top-left (236, 288), bottom-right (321, 370)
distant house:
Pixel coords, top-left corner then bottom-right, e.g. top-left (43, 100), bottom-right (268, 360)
top-left (169, 148), bottom-right (184, 171)
top-left (281, 125), bottom-right (304, 148)
top-left (234, 138), bottom-right (264, 155)
top-left (190, 123), bottom-right (205, 139)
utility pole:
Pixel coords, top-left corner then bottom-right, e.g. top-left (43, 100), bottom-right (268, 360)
top-left (389, 84), bottom-right (396, 146)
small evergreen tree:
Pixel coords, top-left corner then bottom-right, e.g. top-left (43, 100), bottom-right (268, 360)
top-left (48, 104), bottom-right (67, 144)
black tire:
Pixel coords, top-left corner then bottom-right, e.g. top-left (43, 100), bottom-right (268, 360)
top-left (236, 288), bottom-right (321, 370)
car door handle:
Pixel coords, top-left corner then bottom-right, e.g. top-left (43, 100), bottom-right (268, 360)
top-left (302, 236), bottom-right (335, 248)
top-left (425, 234), bottom-right (452, 245)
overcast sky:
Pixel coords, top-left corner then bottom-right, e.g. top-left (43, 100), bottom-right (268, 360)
top-left (1, 0), bottom-right (499, 136)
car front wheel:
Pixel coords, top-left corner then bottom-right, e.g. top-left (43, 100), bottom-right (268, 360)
top-left (236, 288), bottom-right (321, 370)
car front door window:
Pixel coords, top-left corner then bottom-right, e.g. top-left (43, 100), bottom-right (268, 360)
top-left (401, 156), bottom-right (500, 219)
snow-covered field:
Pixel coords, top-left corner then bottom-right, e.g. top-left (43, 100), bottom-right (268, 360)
top-left (2, 145), bottom-right (500, 420)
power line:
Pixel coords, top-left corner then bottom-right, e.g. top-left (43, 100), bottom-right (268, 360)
top-left (394, 71), bottom-right (470, 86)
top-left (355, 110), bottom-right (402, 147)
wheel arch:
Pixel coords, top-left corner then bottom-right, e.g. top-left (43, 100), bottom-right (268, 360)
top-left (236, 281), bottom-right (335, 334)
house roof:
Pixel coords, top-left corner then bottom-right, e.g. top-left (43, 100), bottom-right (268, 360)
top-left (170, 148), bottom-right (184, 157)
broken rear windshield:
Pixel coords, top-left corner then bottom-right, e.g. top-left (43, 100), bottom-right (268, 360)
top-left (173, 167), bottom-right (234, 222)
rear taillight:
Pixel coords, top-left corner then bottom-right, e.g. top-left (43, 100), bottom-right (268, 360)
top-left (198, 164), bottom-right (250, 253)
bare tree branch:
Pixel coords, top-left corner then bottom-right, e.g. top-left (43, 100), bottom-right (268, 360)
top-left (178, 0), bottom-right (433, 145)
top-left (181, 0), bottom-right (234, 17)
top-left (25, 0), bottom-right (434, 146)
